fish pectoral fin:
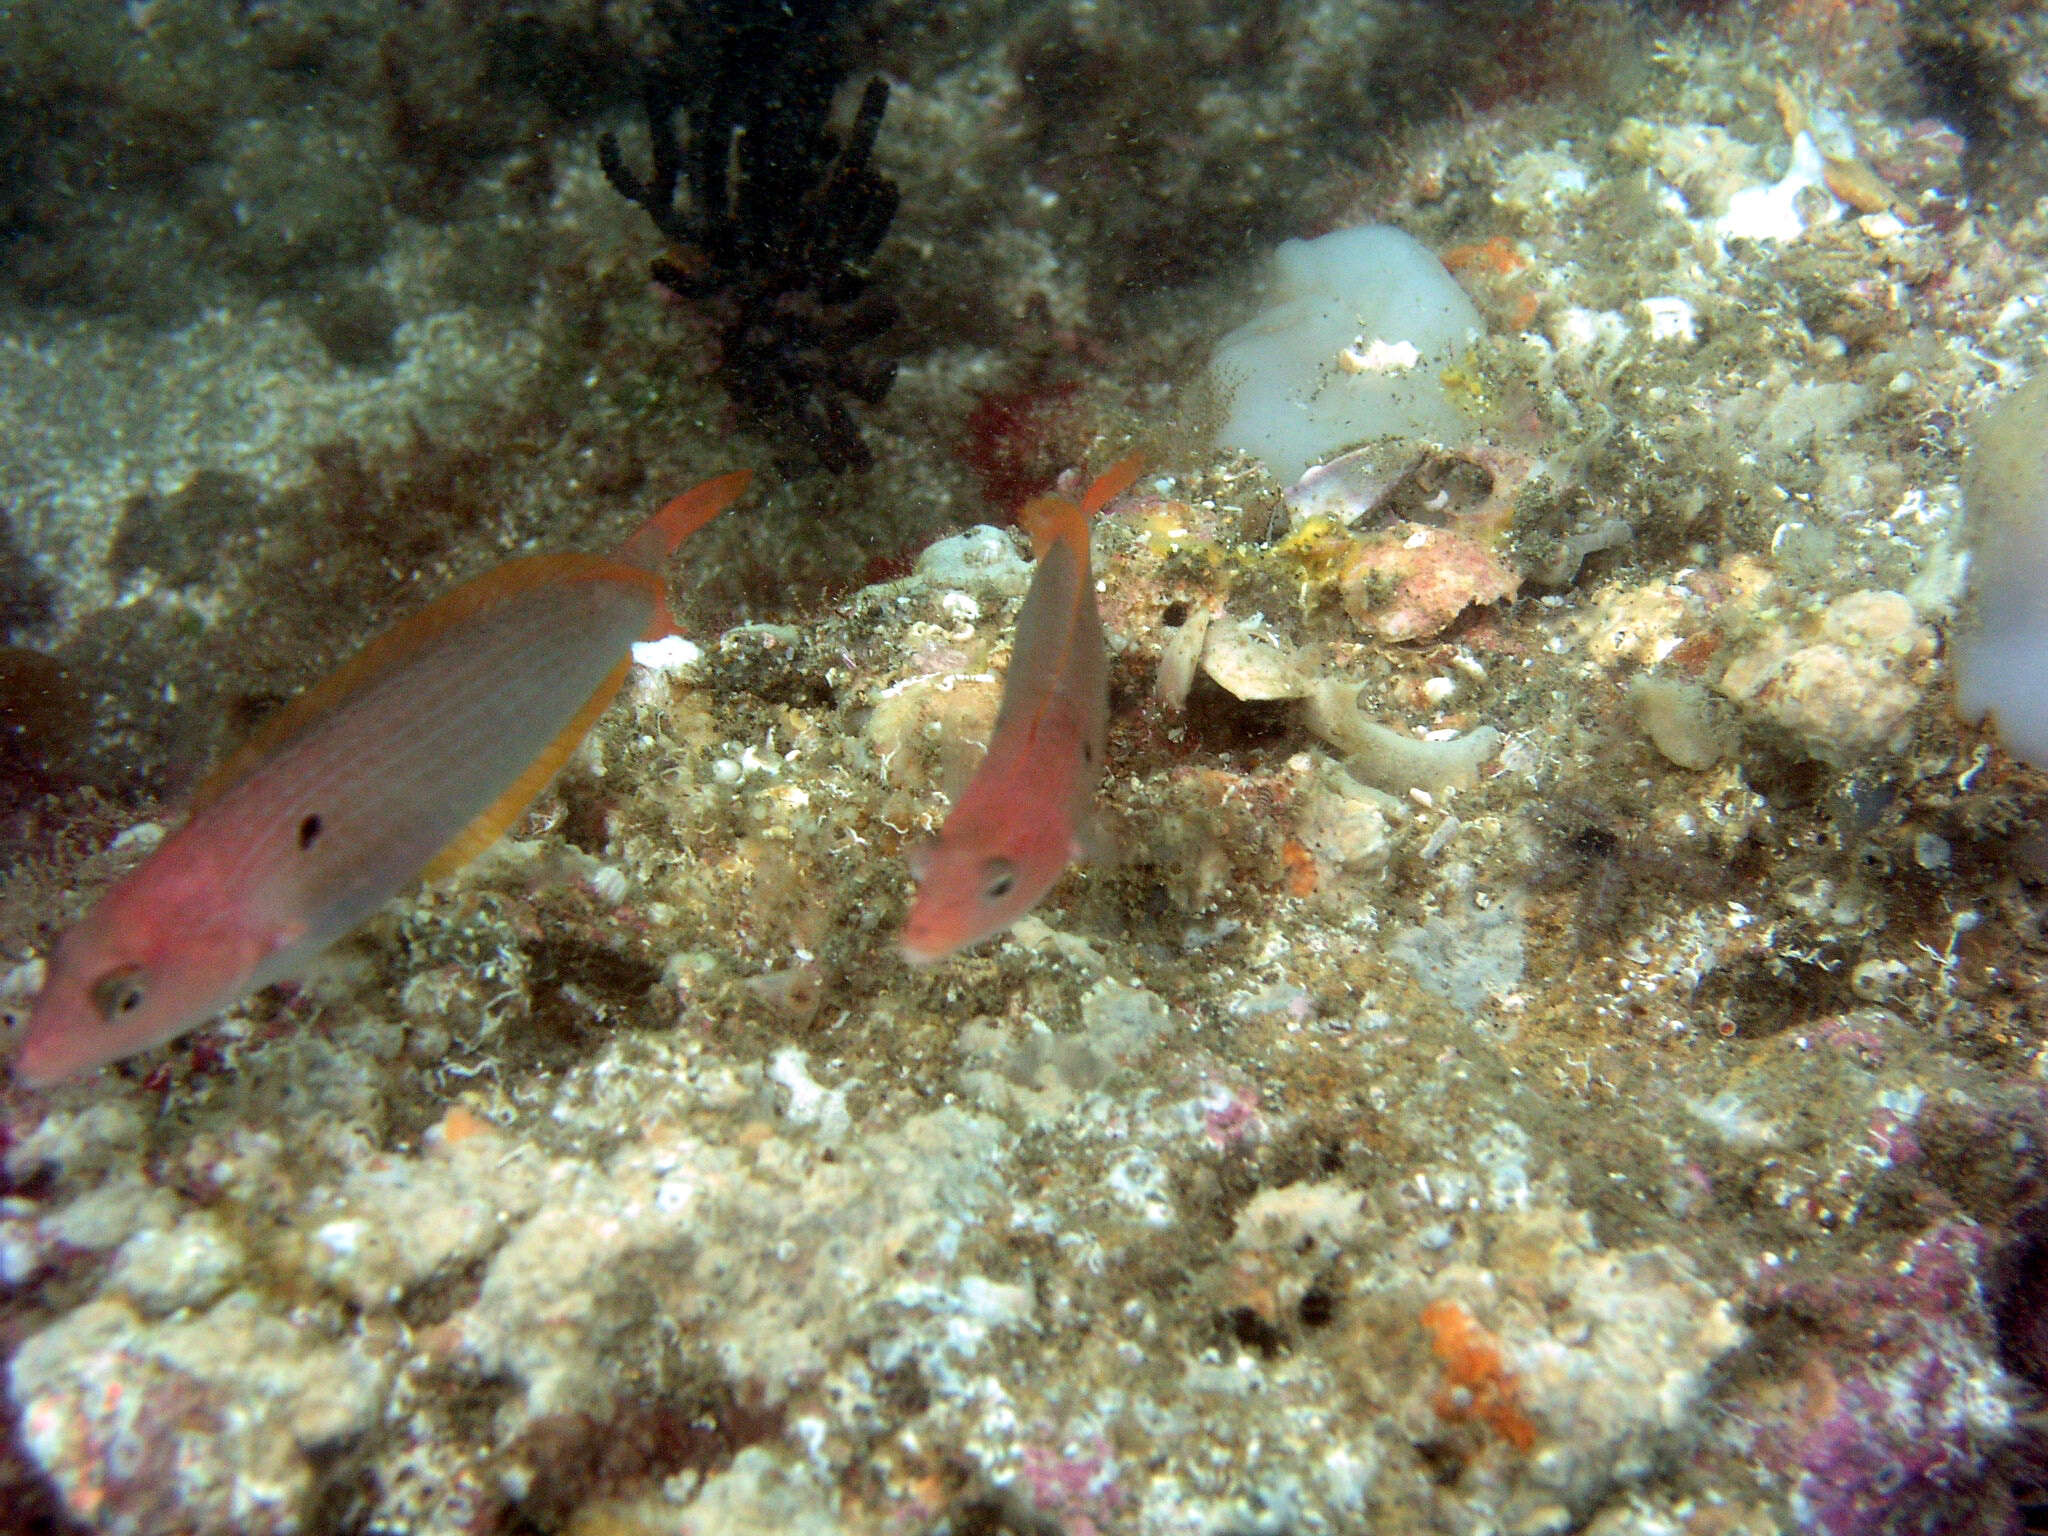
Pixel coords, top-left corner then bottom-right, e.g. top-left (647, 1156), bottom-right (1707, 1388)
top-left (261, 920), bottom-right (310, 959)
top-left (1071, 813), bottom-right (1117, 867)
top-left (223, 918), bottom-right (308, 986)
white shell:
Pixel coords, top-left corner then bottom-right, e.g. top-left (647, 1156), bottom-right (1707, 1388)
top-left (1200, 616), bottom-right (1310, 701)
top-left (1153, 603), bottom-right (1215, 711)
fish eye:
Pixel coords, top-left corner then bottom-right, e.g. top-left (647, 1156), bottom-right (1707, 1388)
top-left (89, 965), bottom-right (148, 1025)
top-left (980, 859), bottom-right (1018, 902)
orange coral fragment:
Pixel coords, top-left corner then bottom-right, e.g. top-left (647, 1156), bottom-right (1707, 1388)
top-left (1420, 1298), bottom-right (1538, 1451)
top-left (434, 1104), bottom-right (492, 1145)
top-left (1440, 235), bottom-right (1527, 276)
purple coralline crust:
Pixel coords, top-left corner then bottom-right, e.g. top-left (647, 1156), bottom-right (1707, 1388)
top-left (1751, 1223), bottom-right (2020, 1536)
top-left (1020, 1437), bottom-right (1125, 1536)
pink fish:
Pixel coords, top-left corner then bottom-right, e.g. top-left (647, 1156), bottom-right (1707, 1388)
top-left (14, 471), bottom-right (751, 1086)
top-left (899, 454), bottom-right (1144, 964)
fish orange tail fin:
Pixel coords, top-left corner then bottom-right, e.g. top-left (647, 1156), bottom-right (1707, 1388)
top-left (615, 469), bottom-right (753, 570)
top-left (1016, 493), bottom-right (1082, 559)
top-left (1018, 453), bottom-right (1147, 558)
top-left (1079, 452), bottom-right (1146, 517)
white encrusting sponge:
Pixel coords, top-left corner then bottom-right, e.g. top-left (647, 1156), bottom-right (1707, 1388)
top-left (1956, 373), bottom-right (2048, 769)
top-left (1208, 224), bottom-right (1484, 486)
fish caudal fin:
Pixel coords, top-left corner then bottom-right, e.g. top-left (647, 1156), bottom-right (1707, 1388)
top-left (615, 469), bottom-right (753, 570)
top-left (1017, 453), bottom-right (1146, 559)
top-left (1079, 452), bottom-right (1147, 516)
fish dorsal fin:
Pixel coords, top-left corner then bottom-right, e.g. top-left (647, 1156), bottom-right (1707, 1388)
top-left (613, 469), bottom-right (752, 570)
top-left (1015, 451), bottom-right (1146, 559)
top-left (419, 652), bottom-right (633, 882)
top-left (191, 553), bottom-right (659, 813)
top-left (422, 473), bottom-right (747, 878)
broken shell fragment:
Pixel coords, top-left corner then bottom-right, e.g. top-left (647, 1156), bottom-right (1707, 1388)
top-left (1155, 602), bottom-right (1215, 711)
top-left (1200, 615), bottom-right (1311, 701)
top-left (1284, 445), bottom-right (1407, 523)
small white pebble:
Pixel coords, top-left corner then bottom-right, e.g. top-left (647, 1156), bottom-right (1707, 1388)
top-left (316, 1219), bottom-right (366, 1259)
top-left (1639, 296), bottom-right (1697, 345)
top-left (1337, 337), bottom-right (1420, 374)
top-left (1420, 816), bottom-right (1461, 860)
top-left (110, 822), bottom-right (166, 856)
top-left (630, 634), bottom-right (702, 673)
top-left (1914, 833), bottom-right (1952, 871)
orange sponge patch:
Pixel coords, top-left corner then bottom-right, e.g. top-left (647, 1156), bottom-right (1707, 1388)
top-left (1420, 1298), bottom-right (1538, 1452)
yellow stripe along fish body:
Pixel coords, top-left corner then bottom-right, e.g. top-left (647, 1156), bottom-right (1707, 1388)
top-left (14, 470), bottom-right (750, 1087)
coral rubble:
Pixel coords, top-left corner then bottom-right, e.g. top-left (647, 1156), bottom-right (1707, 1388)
top-left (6, 0), bottom-right (2048, 1533)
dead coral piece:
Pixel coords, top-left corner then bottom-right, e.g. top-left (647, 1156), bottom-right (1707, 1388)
top-left (1293, 764), bottom-right (1393, 895)
top-left (10, 1293), bottom-right (386, 1536)
top-left (1527, 515), bottom-right (1633, 588)
top-left (1340, 521), bottom-right (1520, 642)
top-left (600, 0), bottom-right (900, 474)
top-left (1629, 675), bottom-right (1736, 771)
top-left (1718, 590), bottom-right (1936, 764)
top-left (866, 673), bottom-right (1001, 795)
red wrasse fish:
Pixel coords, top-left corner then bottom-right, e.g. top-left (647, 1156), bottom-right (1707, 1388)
top-left (14, 471), bottom-right (751, 1086)
top-left (899, 454), bottom-right (1144, 964)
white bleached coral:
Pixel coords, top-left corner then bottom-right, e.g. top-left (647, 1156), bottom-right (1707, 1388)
top-left (448, 1105), bottom-right (1009, 1419)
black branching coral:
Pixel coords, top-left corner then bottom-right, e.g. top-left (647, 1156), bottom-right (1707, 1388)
top-left (600, 0), bottom-right (900, 475)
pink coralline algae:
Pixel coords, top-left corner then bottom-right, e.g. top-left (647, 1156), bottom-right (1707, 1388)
top-left (1748, 1222), bottom-right (2022, 1536)
top-left (1020, 1435), bottom-right (1125, 1536)
top-left (1201, 1080), bottom-right (1265, 1148)
top-left (1863, 1106), bottom-right (1923, 1168)
top-left (1339, 521), bottom-right (1521, 642)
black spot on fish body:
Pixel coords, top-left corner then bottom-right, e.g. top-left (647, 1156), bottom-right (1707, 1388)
top-left (298, 813), bottom-right (323, 850)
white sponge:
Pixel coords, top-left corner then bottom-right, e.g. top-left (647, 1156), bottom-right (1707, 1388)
top-left (1956, 374), bottom-right (2048, 768)
top-left (1209, 225), bottom-right (1483, 485)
